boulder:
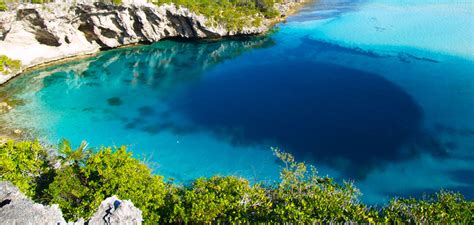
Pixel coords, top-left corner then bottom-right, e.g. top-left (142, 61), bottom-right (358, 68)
top-left (0, 181), bottom-right (67, 225)
top-left (88, 196), bottom-right (143, 225)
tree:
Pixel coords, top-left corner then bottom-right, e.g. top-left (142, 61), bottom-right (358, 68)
top-left (46, 142), bottom-right (167, 222)
top-left (270, 148), bottom-right (377, 223)
top-left (0, 140), bottom-right (50, 197)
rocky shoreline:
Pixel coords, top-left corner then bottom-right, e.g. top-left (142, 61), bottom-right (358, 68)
top-left (0, 0), bottom-right (304, 85)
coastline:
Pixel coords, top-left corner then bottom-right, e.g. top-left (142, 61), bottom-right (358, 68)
top-left (0, 0), bottom-right (308, 140)
top-left (0, 0), bottom-right (308, 86)
top-left (0, 1), bottom-right (473, 223)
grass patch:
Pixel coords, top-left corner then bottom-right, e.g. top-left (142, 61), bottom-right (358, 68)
top-left (0, 55), bottom-right (21, 75)
top-left (0, 0), bottom-right (7, 11)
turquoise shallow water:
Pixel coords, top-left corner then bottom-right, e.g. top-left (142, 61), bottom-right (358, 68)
top-left (1, 0), bottom-right (473, 204)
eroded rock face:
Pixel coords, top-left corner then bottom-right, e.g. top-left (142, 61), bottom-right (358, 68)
top-left (0, 0), bottom-right (303, 83)
top-left (74, 2), bottom-right (231, 48)
top-left (0, 2), bottom-right (266, 70)
top-left (88, 196), bottom-right (143, 225)
top-left (0, 182), bottom-right (67, 225)
top-left (0, 182), bottom-right (143, 224)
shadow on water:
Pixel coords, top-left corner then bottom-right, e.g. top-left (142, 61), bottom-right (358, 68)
top-left (168, 59), bottom-right (425, 179)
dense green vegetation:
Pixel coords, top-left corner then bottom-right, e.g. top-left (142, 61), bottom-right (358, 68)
top-left (0, 55), bottom-right (21, 74)
top-left (0, 140), bottom-right (49, 196)
top-left (154, 0), bottom-right (282, 30)
top-left (0, 0), bottom-right (7, 11)
top-left (0, 139), bottom-right (472, 223)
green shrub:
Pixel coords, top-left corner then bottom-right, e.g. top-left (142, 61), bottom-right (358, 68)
top-left (182, 176), bottom-right (271, 223)
top-left (270, 148), bottom-right (376, 223)
top-left (154, 0), bottom-right (283, 31)
top-left (158, 183), bottom-right (187, 223)
top-left (0, 55), bottom-right (21, 74)
top-left (0, 1), bottom-right (7, 11)
top-left (0, 140), bottom-right (50, 197)
top-left (256, 0), bottom-right (282, 18)
top-left (383, 191), bottom-right (474, 223)
top-left (45, 140), bottom-right (166, 222)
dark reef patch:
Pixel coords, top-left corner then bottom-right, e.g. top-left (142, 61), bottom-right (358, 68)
top-left (449, 169), bottom-right (474, 185)
top-left (397, 52), bottom-right (439, 64)
top-left (124, 122), bottom-right (137, 129)
top-left (410, 133), bottom-right (449, 158)
top-left (107, 97), bottom-right (123, 106)
top-left (298, 36), bottom-right (439, 64)
top-left (299, 36), bottom-right (389, 59)
top-left (138, 106), bottom-right (156, 116)
top-left (141, 122), bottom-right (174, 135)
top-left (384, 185), bottom-right (474, 201)
top-left (86, 82), bottom-right (101, 87)
top-left (434, 124), bottom-right (474, 137)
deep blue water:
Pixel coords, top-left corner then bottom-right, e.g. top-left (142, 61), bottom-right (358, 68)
top-left (1, 0), bottom-right (473, 203)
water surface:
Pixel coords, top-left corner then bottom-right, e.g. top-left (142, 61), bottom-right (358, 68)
top-left (1, 0), bottom-right (473, 203)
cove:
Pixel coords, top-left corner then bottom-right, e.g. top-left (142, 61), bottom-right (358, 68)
top-left (0, 0), bottom-right (473, 204)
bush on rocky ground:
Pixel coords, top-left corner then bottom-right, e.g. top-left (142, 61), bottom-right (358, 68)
top-left (154, 0), bottom-right (284, 30)
top-left (0, 55), bottom-right (21, 74)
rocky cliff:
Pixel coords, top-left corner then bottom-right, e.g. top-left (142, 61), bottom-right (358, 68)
top-left (0, 181), bottom-right (143, 224)
top-left (0, 0), bottom-right (303, 84)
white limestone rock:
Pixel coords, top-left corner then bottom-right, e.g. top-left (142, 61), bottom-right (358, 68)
top-left (0, 181), bottom-right (67, 225)
top-left (0, 182), bottom-right (143, 224)
top-left (0, 0), bottom-right (302, 84)
top-left (88, 196), bottom-right (143, 225)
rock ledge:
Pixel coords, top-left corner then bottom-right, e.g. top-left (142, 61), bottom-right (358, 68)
top-left (0, 0), bottom-right (304, 84)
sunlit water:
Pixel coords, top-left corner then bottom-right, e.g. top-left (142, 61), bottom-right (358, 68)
top-left (1, 0), bottom-right (473, 204)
